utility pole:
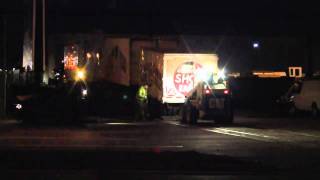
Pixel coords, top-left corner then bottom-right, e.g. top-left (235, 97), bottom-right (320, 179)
top-left (1, 16), bottom-right (7, 117)
top-left (33, 0), bottom-right (46, 85)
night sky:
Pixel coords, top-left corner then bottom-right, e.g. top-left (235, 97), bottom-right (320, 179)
top-left (1, 0), bottom-right (320, 71)
top-left (2, 0), bottom-right (320, 35)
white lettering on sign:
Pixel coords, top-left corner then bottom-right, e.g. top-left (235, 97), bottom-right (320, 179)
top-left (173, 62), bottom-right (202, 96)
top-left (174, 74), bottom-right (194, 84)
top-left (174, 74), bottom-right (181, 83)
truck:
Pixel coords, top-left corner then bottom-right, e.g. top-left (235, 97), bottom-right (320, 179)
top-left (161, 53), bottom-right (233, 124)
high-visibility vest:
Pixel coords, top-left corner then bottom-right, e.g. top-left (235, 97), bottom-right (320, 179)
top-left (136, 86), bottom-right (147, 101)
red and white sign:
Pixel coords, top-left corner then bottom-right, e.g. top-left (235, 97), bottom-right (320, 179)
top-left (162, 54), bottom-right (219, 104)
top-left (173, 62), bottom-right (202, 96)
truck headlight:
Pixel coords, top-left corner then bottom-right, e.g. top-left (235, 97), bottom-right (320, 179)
top-left (82, 89), bottom-right (88, 96)
top-left (196, 68), bottom-right (211, 82)
top-left (217, 69), bottom-right (226, 80)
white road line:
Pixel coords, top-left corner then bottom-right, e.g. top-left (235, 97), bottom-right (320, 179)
top-left (290, 132), bottom-right (320, 138)
top-left (103, 122), bottom-right (156, 126)
top-left (205, 129), bottom-right (276, 142)
top-left (164, 120), bottom-right (320, 143)
top-left (214, 128), bottom-right (277, 139)
top-left (105, 122), bottom-right (137, 125)
top-left (163, 121), bottom-right (189, 127)
top-left (156, 145), bottom-right (184, 148)
top-left (164, 120), bottom-right (279, 142)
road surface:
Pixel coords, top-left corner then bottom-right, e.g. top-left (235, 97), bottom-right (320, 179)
top-left (0, 115), bottom-right (320, 179)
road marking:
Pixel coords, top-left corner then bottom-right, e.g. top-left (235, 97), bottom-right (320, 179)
top-left (163, 121), bottom-right (189, 127)
top-left (164, 120), bottom-right (279, 142)
top-left (153, 120), bottom-right (320, 143)
top-left (102, 122), bottom-right (157, 126)
top-left (290, 132), bottom-right (320, 138)
top-left (156, 145), bottom-right (184, 148)
top-left (105, 122), bottom-right (136, 125)
top-left (213, 128), bottom-right (277, 139)
top-left (205, 128), bottom-right (279, 142)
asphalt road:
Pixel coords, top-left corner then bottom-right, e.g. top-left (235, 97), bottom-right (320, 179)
top-left (1, 115), bottom-right (320, 179)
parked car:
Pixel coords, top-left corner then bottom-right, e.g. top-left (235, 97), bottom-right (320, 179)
top-left (285, 79), bottom-right (320, 118)
top-left (13, 82), bottom-right (89, 124)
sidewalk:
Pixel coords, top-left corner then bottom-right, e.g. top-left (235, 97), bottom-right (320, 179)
top-left (0, 119), bottom-right (19, 124)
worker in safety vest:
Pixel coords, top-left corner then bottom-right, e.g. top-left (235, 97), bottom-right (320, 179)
top-left (135, 85), bottom-right (148, 121)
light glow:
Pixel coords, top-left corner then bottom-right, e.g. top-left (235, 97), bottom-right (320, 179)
top-left (86, 52), bottom-right (92, 59)
top-left (16, 104), bottom-right (22, 110)
top-left (82, 89), bottom-right (88, 96)
top-left (196, 68), bottom-right (211, 82)
top-left (217, 69), bottom-right (226, 80)
top-left (75, 69), bottom-right (86, 81)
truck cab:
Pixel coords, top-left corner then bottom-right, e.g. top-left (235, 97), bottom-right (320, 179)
top-left (180, 74), bottom-right (234, 124)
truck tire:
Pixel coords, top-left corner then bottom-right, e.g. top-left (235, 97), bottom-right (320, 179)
top-left (312, 102), bottom-right (319, 119)
top-left (186, 105), bottom-right (197, 125)
top-left (180, 106), bottom-right (187, 123)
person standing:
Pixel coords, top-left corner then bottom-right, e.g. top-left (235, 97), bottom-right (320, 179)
top-left (135, 85), bottom-right (148, 121)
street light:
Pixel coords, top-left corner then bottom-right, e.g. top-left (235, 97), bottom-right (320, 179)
top-left (252, 41), bottom-right (261, 72)
top-left (253, 42), bottom-right (260, 49)
top-left (96, 53), bottom-right (100, 65)
top-left (86, 52), bottom-right (92, 59)
top-left (75, 68), bottom-right (86, 81)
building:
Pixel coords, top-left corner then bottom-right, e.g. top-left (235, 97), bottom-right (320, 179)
top-left (46, 34), bottom-right (180, 87)
top-left (41, 34), bottom-right (319, 86)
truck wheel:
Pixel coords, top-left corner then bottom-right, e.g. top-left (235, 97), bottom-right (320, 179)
top-left (186, 108), bottom-right (192, 124)
top-left (190, 107), bottom-right (198, 124)
top-left (180, 106), bottom-right (187, 123)
top-left (186, 106), bottom-right (197, 124)
top-left (312, 103), bottom-right (319, 119)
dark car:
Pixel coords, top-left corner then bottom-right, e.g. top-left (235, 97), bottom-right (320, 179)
top-left (12, 82), bottom-right (88, 124)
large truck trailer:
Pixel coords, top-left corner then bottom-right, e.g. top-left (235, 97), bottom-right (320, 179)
top-left (157, 53), bottom-right (233, 123)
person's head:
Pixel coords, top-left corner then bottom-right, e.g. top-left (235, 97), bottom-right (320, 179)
top-left (144, 85), bottom-right (148, 89)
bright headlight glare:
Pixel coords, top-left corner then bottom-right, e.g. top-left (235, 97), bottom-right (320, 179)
top-left (75, 69), bottom-right (86, 81)
top-left (196, 69), bottom-right (211, 82)
top-left (16, 104), bottom-right (22, 110)
top-left (82, 89), bottom-right (88, 96)
top-left (217, 69), bottom-right (226, 79)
